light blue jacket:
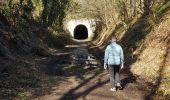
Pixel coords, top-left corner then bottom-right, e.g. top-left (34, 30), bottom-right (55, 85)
top-left (104, 42), bottom-right (124, 65)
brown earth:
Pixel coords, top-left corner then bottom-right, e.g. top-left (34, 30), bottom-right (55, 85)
top-left (28, 44), bottom-right (163, 100)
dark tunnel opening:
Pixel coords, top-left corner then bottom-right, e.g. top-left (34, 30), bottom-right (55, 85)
top-left (74, 24), bottom-right (88, 40)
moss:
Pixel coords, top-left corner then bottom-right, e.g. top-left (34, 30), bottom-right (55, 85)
top-left (0, 45), bottom-right (7, 57)
top-left (48, 75), bottom-right (61, 83)
top-left (16, 76), bottom-right (38, 87)
top-left (16, 91), bottom-right (30, 100)
top-left (45, 30), bottom-right (70, 48)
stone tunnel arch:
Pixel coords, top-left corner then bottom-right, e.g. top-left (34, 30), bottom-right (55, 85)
top-left (74, 24), bottom-right (88, 40)
top-left (65, 19), bottom-right (97, 41)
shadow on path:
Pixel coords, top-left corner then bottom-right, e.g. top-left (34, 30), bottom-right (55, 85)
top-left (59, 78), bottom-right (109, 100)
top-left (58, 62), bottom-right (108, 100)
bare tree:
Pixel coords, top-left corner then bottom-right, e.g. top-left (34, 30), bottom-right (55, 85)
top-left (143, 0), bottom-right (152, 15)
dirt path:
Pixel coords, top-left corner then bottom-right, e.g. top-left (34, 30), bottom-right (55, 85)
top-left (34, 73), bottom-right (150, 100)
top-left (33, 43), bottom-right (152, 100)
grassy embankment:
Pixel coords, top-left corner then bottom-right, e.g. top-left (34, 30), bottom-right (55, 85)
top-left (112, 1), bottom-right (170, 98)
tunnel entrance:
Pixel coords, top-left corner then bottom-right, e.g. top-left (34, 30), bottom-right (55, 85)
top-left (74, 24), bottom-right (88, 40)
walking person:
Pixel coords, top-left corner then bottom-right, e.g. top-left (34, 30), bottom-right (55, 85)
top-left (104, 35), bottom-right (124, 92)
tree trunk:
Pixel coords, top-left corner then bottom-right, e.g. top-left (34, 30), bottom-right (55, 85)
top-left (144, 0), bottom-right (152, 15)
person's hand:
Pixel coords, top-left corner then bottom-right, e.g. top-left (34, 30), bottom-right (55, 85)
top-left (120, 64), bottom-right (124, 70)
top-left (104, 64), bottom-right (108, 69)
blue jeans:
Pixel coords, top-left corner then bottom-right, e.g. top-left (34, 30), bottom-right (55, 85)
top-left (108, 65), bottom-right (120, 88)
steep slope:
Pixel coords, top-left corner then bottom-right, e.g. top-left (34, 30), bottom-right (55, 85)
top-left (128, 14), bottom-right (170, 98)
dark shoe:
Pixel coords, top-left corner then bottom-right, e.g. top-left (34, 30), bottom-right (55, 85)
top-left (116, 83), bottom-right (123, 90)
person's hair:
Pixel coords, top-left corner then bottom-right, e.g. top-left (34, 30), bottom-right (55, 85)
top-left (112, 35), bottom-right (117, 42)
